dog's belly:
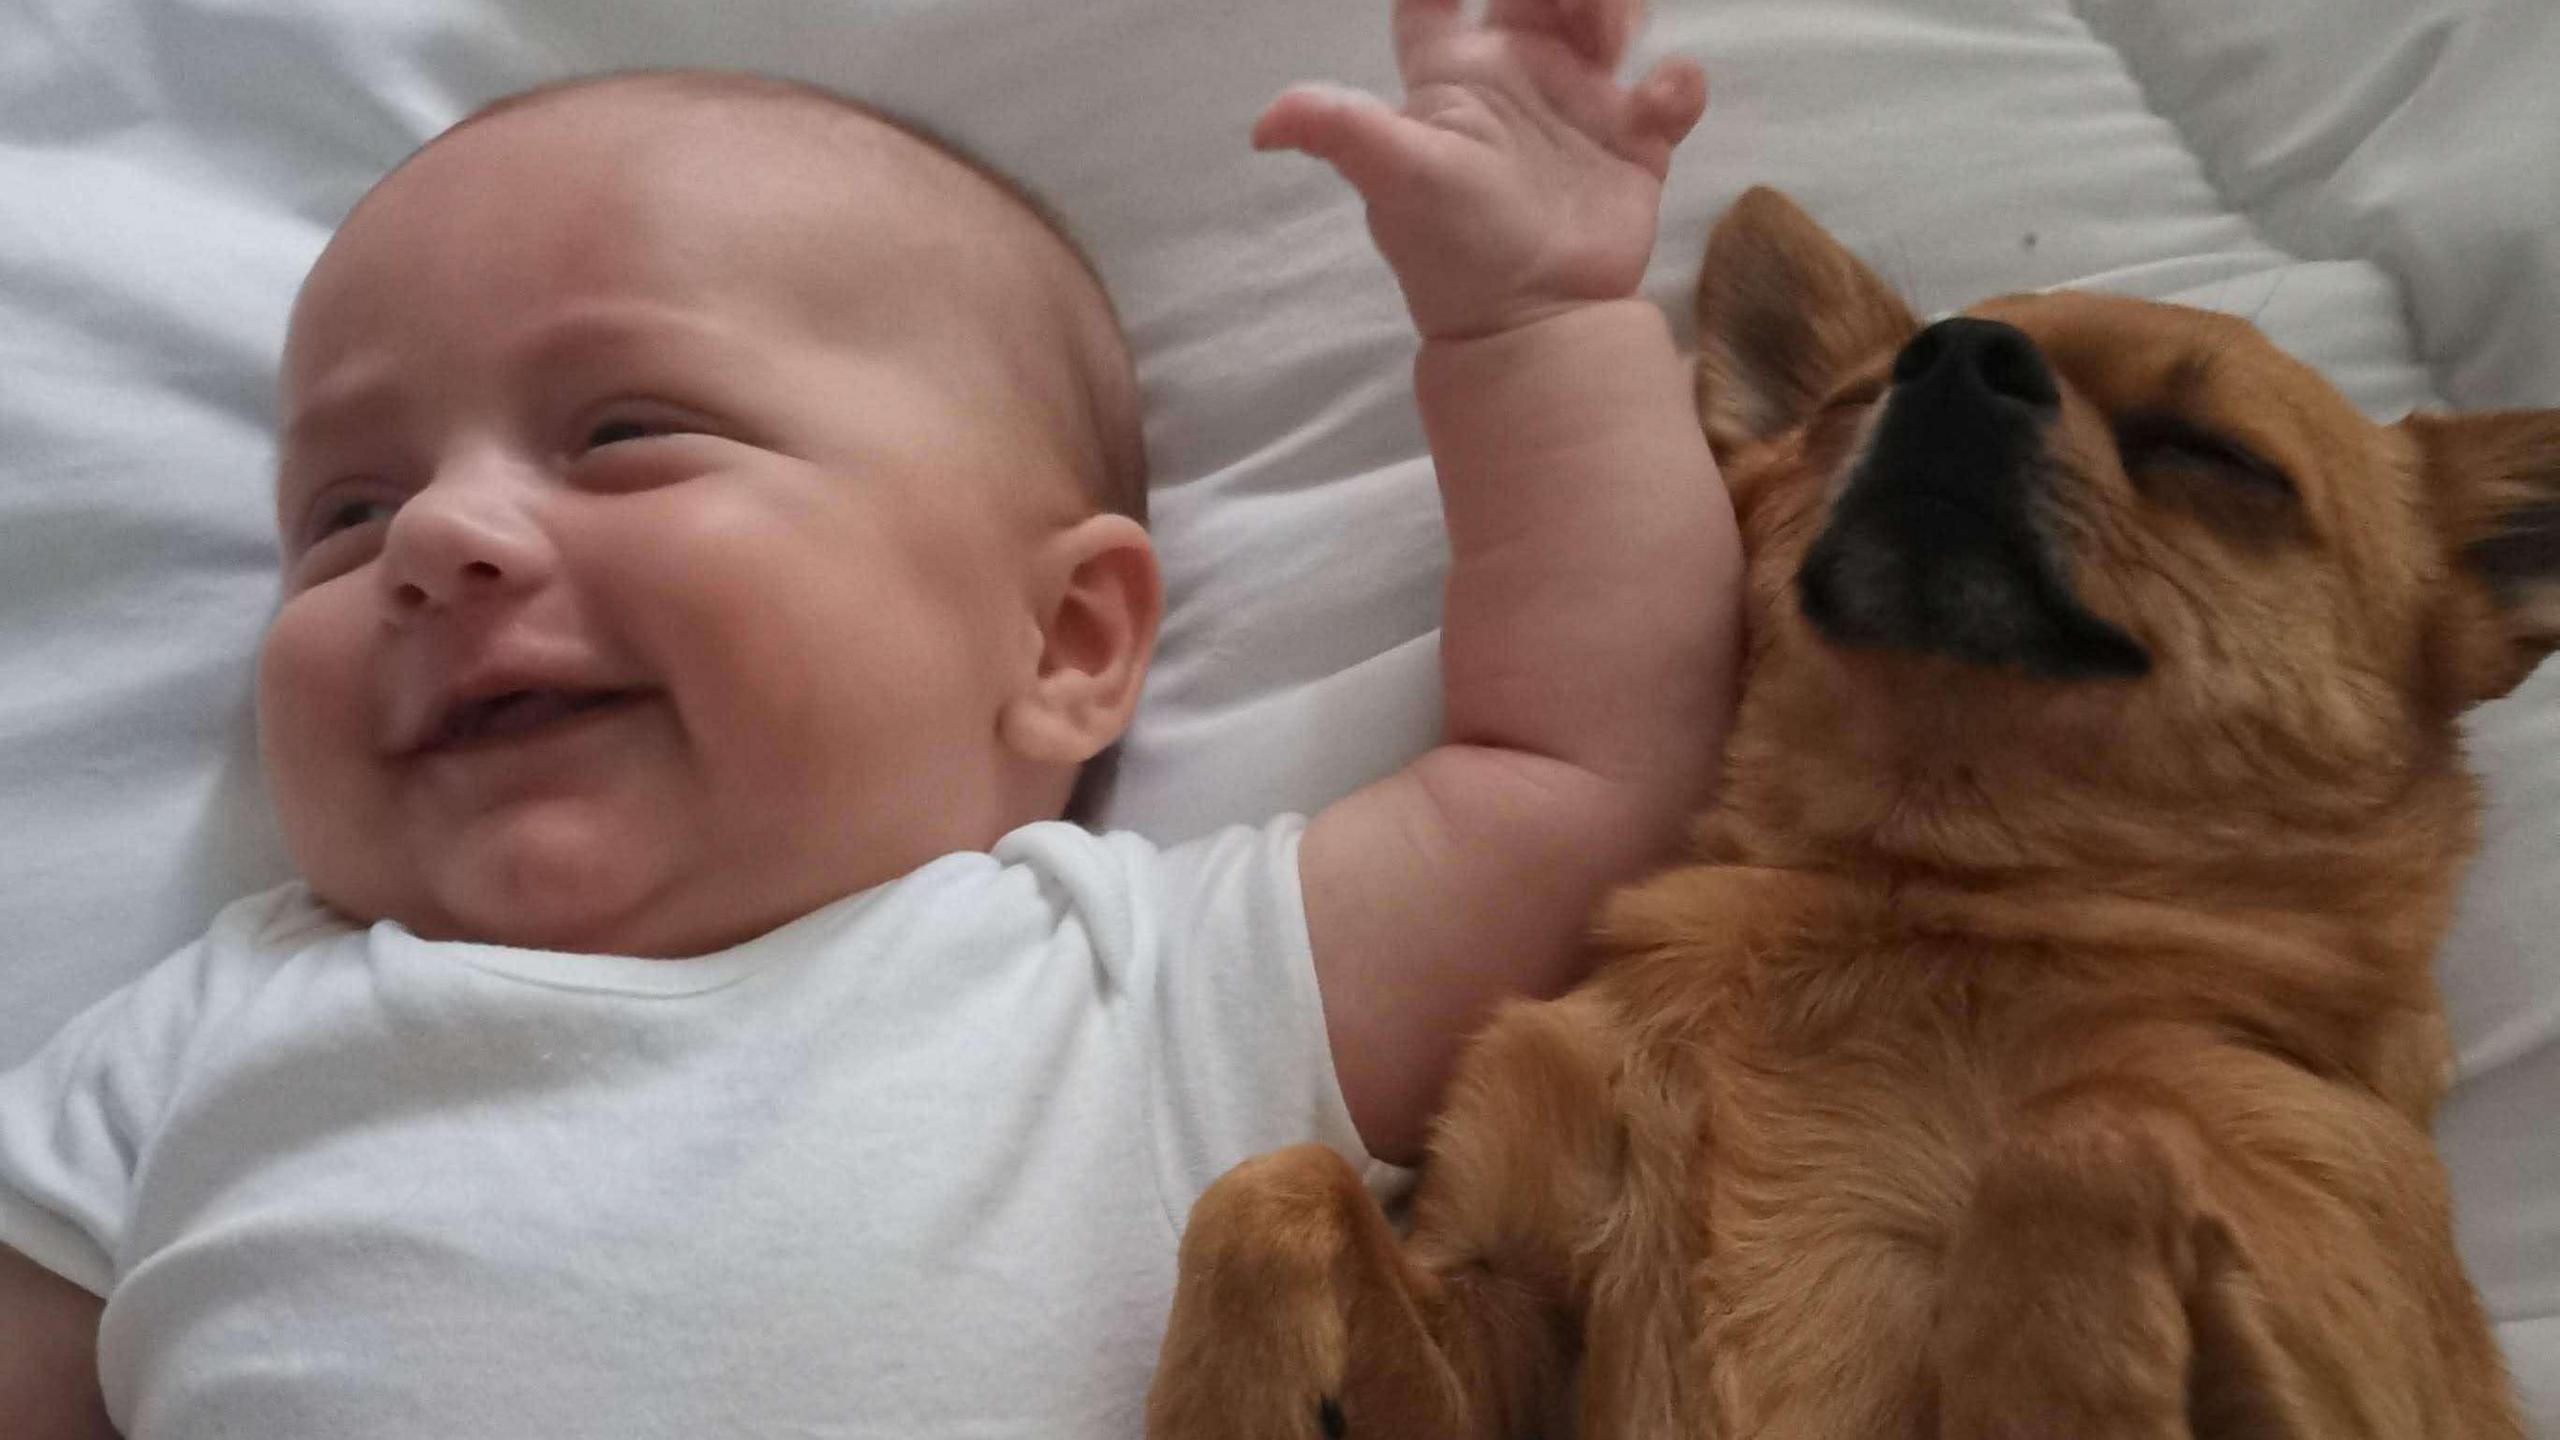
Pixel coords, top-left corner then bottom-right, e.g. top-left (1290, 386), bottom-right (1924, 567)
top-left (1571, 858), bottom-right (2516, 1439)
top-left (1693, 1034), bottom-right (1993, 1435)
top-left (1603, 948), bottom-right (2021, 1438)
top-left (1589, 945), bottom-right (2478, 1439)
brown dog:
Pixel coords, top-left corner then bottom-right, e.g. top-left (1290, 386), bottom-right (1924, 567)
top-left (1144, 188), bottom-right (2548, 1439)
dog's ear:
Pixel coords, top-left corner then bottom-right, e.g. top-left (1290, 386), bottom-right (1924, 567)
top-left (1694, 187), bottom-right (1918, 456)
top-left (2405, 409), bottom-right (2560, 704)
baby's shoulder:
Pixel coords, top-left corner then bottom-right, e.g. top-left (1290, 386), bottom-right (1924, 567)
top-left (985, 815), bottom-right (1312, 994)
top-left (1, 885), bottom-right (355, 1146)
top-left (995, 813), bottom-right (1304, 918)
top-left (204, 882), bottom-right (360, 957)
top-left (115, 883), bottom-right (358, 1041)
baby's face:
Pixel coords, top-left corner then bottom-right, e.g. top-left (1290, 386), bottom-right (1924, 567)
top-left (262, 92), bottom-right (1105, 955)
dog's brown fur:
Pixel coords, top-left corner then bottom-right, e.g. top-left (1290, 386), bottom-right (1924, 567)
top-left (1146, 189), bottom-right (2549, 1439)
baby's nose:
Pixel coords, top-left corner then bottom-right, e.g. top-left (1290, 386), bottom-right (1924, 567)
top-left (378, 467), bottom-right (558, 616)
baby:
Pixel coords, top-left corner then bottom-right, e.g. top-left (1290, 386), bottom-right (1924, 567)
top-left (0, 1), bottom-right (1738, 1435)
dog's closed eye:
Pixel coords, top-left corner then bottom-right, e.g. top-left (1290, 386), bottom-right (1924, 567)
top-left (2116, 414), bottom-right (2306, 547)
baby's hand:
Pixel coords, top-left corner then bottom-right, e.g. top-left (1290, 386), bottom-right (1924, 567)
top-left (1256, 0), bottom-right (1706, 342)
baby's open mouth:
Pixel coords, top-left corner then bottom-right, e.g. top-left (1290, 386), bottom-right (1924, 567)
top-left (430, 688), bottom-right (647, 752)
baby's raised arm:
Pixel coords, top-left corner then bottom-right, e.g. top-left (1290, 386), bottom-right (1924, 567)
top-left (1284, 0), bottom-right (1741, 1161)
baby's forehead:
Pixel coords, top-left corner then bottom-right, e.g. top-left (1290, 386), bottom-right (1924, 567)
top-left (360, 85), bottom-right (1045, 311)
top-left (284, 75), bottom-right (1138, 517)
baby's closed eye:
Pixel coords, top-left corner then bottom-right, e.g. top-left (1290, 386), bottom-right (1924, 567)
top-left (312, 492), bottom-right (400, 540)
top-left (586, 419), bottom-right (656, 448)
top-left (582, 415), bottom-right (682, 450)
top-left (277, 477), bottom-right (403, 589)
top-left (565, 403), bottom-right (749, 491)
top-left (570, 395), bottom-right (734, 456)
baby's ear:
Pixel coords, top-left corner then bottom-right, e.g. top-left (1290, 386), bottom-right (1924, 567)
top-left (1000, 514), bottom-right (1163, 769)
top-left (2407, 409), bottom-right (2560, 706)
top-left (1695, 187), bottom-right (1918, 456)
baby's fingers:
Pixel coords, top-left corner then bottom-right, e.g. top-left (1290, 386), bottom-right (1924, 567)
top-left (1253, 83), bottom-right (1425, 197)
top-left (1620, 53), bottom-right (1707, 170)
top-left (1486, 0), bottom-right (1637, 67)
top-left (1392, 0), bottom-right (1463, 72)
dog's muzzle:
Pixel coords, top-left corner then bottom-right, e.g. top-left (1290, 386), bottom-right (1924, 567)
top-left (1798, 317), bottom-right (2150, 681)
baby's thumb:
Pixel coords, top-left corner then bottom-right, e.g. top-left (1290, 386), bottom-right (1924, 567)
top-left (1252, 83), bottom-right (1415, 197)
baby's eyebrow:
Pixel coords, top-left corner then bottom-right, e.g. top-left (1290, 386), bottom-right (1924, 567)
top-left (278, 342), bottom-right (419, 477)
top-left (281, 388), bottom-right (395, 459)
top-left (508, 302), bottom-right (762, 376)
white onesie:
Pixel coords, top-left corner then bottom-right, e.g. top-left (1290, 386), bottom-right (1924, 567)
top-left (0, 816), bottom-right (1383, 1438)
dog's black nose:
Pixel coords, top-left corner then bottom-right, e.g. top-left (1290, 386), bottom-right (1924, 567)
top-left (1891, 318), bottom-right (2059, 410)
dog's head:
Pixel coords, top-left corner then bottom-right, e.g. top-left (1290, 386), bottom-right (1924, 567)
top-left (1694, 188), bottom-right (2559, 893)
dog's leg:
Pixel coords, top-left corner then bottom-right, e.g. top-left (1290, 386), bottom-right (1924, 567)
top-left (1147, 995), bottom-right (1634, 1440)
top-left (1929, 1090), bottom-right (2314, 1440)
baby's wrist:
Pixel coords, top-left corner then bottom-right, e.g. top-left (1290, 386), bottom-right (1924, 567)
top-left (1411, 282), bottom-right (1653, 347)
top-left (1413, 296), bottom-right (1694, 531)
top-left (1414, 296), bottom-right (1670, 374)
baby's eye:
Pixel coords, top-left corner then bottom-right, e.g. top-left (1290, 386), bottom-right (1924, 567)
top-left (584, 418), bottom-right (662, 450)
top-left (284, 485), bottom-right (400, 589)
top-left (567, 404), bottom-right (737, 489)
top-left (310, 494), bottom-right (399, 542)
top-left (580, 408), bottom-right (707, 453)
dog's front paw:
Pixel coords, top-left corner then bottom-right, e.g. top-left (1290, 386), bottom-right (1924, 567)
top-left (1145, 1145), bottom-right (1378, 1440)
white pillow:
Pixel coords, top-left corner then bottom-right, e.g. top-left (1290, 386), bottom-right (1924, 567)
top-left (1, 0), bottom-right (2552, 1420)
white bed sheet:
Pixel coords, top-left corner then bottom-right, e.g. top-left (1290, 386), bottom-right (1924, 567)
top-left (1, 0), bottom-right (2553, 1422)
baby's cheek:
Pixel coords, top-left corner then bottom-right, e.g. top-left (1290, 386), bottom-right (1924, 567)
top-left (257, 593), bottom-right (421, 930)
top-left (256, 597), bottom-right (371, 824)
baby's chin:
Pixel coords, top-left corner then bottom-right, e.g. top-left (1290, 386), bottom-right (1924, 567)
top-left (308, 783), bottom-right (1010, 956)
top-left (331, 806), bottom-right (737, 958)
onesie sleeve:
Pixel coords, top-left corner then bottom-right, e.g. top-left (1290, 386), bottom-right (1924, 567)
top-left (999, 817), bottom-right (1406, 1234)
top-left (0, 886), bottom-right (309, 1295)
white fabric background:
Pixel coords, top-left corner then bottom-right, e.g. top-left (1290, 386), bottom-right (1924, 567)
top-left (1, 0), bottom-right (2553, 1423)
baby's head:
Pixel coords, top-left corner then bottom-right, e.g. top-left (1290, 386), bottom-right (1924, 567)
top-left (260, 70), bottom-right (1157, 956)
